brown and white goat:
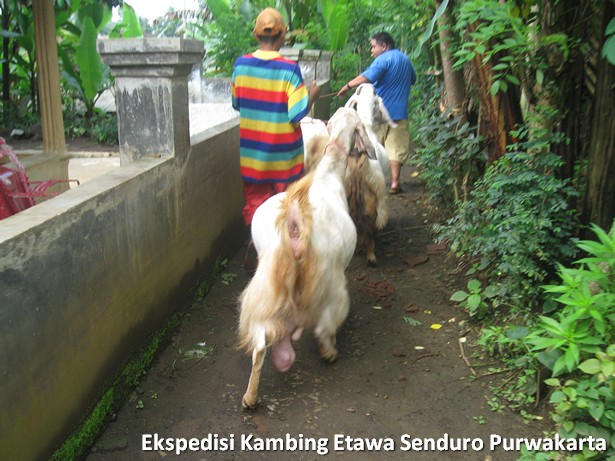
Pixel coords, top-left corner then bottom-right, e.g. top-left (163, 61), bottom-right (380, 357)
top-left (238, 128), bottom-right (375, 409)
top-left (327, 107), bottom-right (388, 265)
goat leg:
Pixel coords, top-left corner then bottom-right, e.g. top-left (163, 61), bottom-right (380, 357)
top-left (242, 329), bottom-right (266, 409)
top-left (366, 238), bottom-right (377, 266)
top-left (314, 289), bottom-right (350, 362)
top-left (316, 333), bottom-right (339, 362)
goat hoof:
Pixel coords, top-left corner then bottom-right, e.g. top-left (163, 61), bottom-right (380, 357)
top-left (242, 395), bottom-right (258, 410)
top-left (319, 347), bottom-right (339, 363)
top-left (367, 258), bottom-right (378, 267)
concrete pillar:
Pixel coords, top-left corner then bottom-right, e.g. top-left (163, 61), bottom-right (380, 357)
top-left (280, 48), bottom-right (333, 120)
top-left (97, 38), bottom-right (204, 164)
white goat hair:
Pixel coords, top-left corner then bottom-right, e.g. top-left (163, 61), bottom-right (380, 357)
top-left (301, 116), bottom-right (328, 171)
top-left (344, 83), bottom-right (397, 180)
top-left (302, 108), bottom-right (388, 264)
top-left (238, 140), bottom-right (358, 409)
top-left (327, 107), bottom-right (389, 264)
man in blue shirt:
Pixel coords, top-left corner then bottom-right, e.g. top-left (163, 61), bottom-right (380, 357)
top-left (338, 32), bottom-right (417, 194)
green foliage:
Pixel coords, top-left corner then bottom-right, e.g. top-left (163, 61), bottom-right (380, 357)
top-left (201, 1), bottom-right (256, 75)
top-left (450, 278), bottom-right (498, 319)
top-left (476, 324), bottom-right (530, 359)
top-left (414, 109), bottom-right (487, 210)
top-left (436, 114), bottom-right (580, 310)
top-left (109, 2), bottom-right (143, 38)
top-left (489, 368), bottom-right (537, 412)
top-left (88, 111), bottom-right (118, 144)
top-left (518, 223), bottom-right (615, 459)
top-left (452, 0), bottom-right (574, 97)
top-left (75, 17), bottom-right (103, 103)
top-left (0, 1), bottom-right (141, 144)
top-left (527, 223), bottom-right (615, 376)
top-left (320, 0), bottom-right (349, 50)
top-left (415, 0), bottom-right (449, 57)
top-left (603, 18), bottom-right (615, 66)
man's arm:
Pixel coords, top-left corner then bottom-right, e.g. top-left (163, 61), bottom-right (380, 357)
top-left (336, 74), bottom-right (370, 97)
top-left (307, 81), bottom-right (321, 112)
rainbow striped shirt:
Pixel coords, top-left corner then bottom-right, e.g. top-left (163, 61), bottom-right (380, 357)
top-left (231, 50), bottom-right (309, 184)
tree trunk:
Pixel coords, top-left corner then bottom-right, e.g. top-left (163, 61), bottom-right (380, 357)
top-left (435, 0), bottom-right (466, 120)
top-left (467, 22), bottom-right (523, 164)
top-left (32, 0), bottom-right (66, 154)
top-left (541, 0), bottom-right (594, 184)
top-left (583, 1), bottom-right (615, 231)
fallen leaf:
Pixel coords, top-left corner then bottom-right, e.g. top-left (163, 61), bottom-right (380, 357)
top-left (414, 346), bottom-right (425, 350)
top-left (423, 310), bottom-right (432, 314)
top-left (411, 171), bottom-right (419, 178)
top-left (392, 350), bottom-right (407, 357)
top-left (372, 306), bottom-right (383, 310)
top-left (430, 323), bottom-right (443, 330)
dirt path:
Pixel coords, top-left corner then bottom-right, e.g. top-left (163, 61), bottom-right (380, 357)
top-left (85, 166), bottom-right (547, 461)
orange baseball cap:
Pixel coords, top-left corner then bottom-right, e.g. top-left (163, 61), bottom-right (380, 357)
top-left (253, 8), bottom-right (286, 37)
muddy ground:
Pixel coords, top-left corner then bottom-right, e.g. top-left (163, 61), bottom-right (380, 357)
top-left (83, 165), bottom-right (549, 461)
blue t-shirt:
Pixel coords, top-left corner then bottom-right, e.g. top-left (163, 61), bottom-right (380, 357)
top-left (362, 49), bottom-right (416, 121)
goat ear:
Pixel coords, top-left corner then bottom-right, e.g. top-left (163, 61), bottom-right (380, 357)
top-left (355, 123), bottom-right (377, 160)
top-left (344, 95), bottom-right (358, 111)
top-left (356, 84), bottom-right (363, 95)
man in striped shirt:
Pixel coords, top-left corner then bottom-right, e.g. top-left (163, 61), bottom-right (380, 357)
top-left (232, 8), bottom-right (321, 226)
top-left (232, 7), bottom-right (320, 270)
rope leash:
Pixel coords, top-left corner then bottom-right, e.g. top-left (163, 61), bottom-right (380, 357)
top-left (319, 91), bottom-right (340, 98)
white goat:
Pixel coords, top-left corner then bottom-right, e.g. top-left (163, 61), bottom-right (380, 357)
top-left (302, 107), bottom-right (388, 264)
top-left (344, 83), bottom-right (397, 180)
top-left (238, 115), bottom-right (376, 408)
top-left (327, 107), bottom-right (388, 265)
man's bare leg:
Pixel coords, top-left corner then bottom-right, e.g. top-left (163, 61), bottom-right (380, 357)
top-left (389, 160), bottom-right (402, 192)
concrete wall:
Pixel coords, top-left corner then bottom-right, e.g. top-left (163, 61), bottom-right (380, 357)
top-left (0, 39), bottom-right (245, 461)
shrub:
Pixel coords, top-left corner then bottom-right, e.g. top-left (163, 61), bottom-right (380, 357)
top-left (522, 222), bottom-right (615, 459)
top-left (436, 123), bottom-right (579, 309)
top-left (414, 112), bottom-right (487, 210)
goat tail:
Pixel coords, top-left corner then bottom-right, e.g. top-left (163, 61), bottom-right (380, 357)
top-left (273, 176), bottom-right (318, 314)
top-left (237, 272), bottom-right (288, 352)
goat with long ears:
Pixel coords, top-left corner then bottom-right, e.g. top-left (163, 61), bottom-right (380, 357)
top-left (238, 109), bottom-right (376, 409)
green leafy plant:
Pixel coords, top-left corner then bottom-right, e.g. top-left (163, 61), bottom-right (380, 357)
top-left (602, 17), bottom-right (615, 65)
top-left (437, 113), bottom-right (580, 310)
top-left (476, 324), bottom-right (529, 359)
top-left (489, 368), bottom-right (537, 411)
top-left (450, 278), bottom-right (498, 319)
top-left (527, 223), bottom-right (615, 376)
top-left (414, 110), bottom-right (487, 210)
top-left (519, 222), bottom-right (615, 459)
top-left (543, 347), bottom-right (615, 458)
top-left (452, 0), bottom-right (574, 98)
